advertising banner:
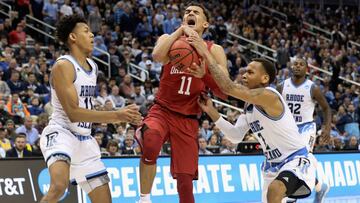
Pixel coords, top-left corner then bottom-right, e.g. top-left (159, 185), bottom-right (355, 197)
top-left (1, 152), bottom-right (359, 203)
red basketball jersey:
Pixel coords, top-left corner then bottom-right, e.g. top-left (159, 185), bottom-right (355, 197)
top-left (155, 41), bottom-right (227, 116)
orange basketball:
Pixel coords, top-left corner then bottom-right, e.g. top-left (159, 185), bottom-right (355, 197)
top-left (168, 36), bottom-right (200, 71)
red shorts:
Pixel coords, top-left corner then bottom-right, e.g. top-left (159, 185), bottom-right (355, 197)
top-left (140, 103), bottom-right (199, 179)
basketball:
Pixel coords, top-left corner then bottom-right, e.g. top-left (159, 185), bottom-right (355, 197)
top-left (168, 36), bottom-right (200, 71)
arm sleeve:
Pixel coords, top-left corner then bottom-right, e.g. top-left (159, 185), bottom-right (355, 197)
top-left (214, 114), bottom-right (250, 143)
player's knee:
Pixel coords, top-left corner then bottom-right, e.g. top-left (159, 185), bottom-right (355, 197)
top-left (141, 128), bottom-right (162, 165)
top-left (267, 180), bottom-right (286, 202)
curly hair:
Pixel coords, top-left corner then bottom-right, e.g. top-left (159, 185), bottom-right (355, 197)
top-left (55, 14), bottom-right (87, 45)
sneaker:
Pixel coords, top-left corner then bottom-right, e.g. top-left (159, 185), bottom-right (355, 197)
top-left (313, 183), bottom-right (330, 203)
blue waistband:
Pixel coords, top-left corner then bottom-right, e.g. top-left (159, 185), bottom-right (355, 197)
top-left (71, 132), bottom-right (92, 141)
top-left (262, 147), bottom-right (308, 173)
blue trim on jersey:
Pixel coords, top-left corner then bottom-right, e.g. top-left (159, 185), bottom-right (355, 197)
top-left (85, 169), bottom-right (108, 180)
top-left (297, 121), bottom-right (316, 134)
top-left (255, 100), bottom-right (285, 121)
top-left (71, 132), bottom-right (92, 141)
top-left (262, 147), bottom-right (308, 173)
top-left (290, 78), bottom-right (308, 88)
top-left (45, 152), bottom-right (71, 164)
top-left (70, 55), bottom-right (94, 76)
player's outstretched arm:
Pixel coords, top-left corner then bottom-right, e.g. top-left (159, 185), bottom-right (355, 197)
top-left (312, 85), bottom-right (332, 143)
top-left (152, 25), bottom-right (198, 64)
top-left (52, 60), bottom-right (142, 125)
top-left (198, 94), bottom-right (249, 143)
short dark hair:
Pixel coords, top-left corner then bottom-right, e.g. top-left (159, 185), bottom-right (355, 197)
top-left (15, 133), bottom-right (26, 140)
top-left (294, 57), bottom-right (308, 67)
top-left (252, 58), bottom-right (277, 84)
top-left (56, 14), bottom-right (87, 45)
top-left (185, 1), bottom-right (210, 21)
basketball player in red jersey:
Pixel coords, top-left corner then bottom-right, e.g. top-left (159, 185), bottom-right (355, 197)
top-left (135, 2), bottom-right (228, 203)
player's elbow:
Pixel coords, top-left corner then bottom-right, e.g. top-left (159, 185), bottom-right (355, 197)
top-left (64, 107), bottom-right (80, 122)
top-left (152, 52), bottom-right (165, 63)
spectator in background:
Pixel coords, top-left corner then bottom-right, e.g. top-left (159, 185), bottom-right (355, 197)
top-left (163, 12), bottom-right (175, 34)
top-left (200, 119), bottom-right (212, 140)
top-left (8, 24), bottom-right (26, 45)
top-left (15, 116), bottom-right (39, 145)
top-left (113, 124), bottom-right (126, 148)
top-left (106, 140), bottom-right (121, 156)
top-left (0, 127), bottom-right (11, 152)
top-left (94, 130), bottom-right (106, 153)
top-left (92, 36), bottom-right (108, 58)
top-left (4, 119), bottom-right (16, 142)
top-left (207, 134), bottom-right (220, 154)
top-left (133, 84), bottom-right (146, 106)
top-left (0, 71), bottom-right (11, 98)
top-left (344, 136), bottom-right (359, 150)
top-left (42, 0), bottom-right (58, 26)
top-left (7, 71), bottom-right (26, 94)
top-left (220, 137), bottom-right (237, 154)
top-left (333, 137), bottom-right (344, 151)
top-left (28, 96), bottom-right (44, 115)
top-left (120, 74), bottom-right (134, 98)
top-left (135, 16), bottom-right (153, 41)
top-left (88, 6), bottom-right (102, 35)
top-left (6, 93), bottom-right (30, 120)
top-left (6, 133), bottom-right (32, 158)
top-left (109, 85), bottom-right (126, 108)
top-left (60, 0), bottom-right (73, 17)
top-left (344, 104), bottom-right (360, 138)
top-left (121, 134), bottom-right (137, 155)
top-left (198, 137), bottom-right (212, 155)
top-left (0, 100), bottom-right (12, 125)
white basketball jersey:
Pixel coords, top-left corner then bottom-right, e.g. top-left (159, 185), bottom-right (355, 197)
top-left (245, 87), bottom-right (307, 163)
top-left (281, 78), bottom-right (315, 124)
top-left (49, 55), bottom-right (98, 136)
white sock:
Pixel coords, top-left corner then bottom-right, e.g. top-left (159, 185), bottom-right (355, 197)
top-left (140, 193), bottom-right (150, 201)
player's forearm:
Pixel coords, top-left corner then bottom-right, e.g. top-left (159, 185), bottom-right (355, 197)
top-left (67, 108), bottom-right (118, 123)
top-left (152, 27), bottom-right (183, 62)
top-left (205, 107), bottom-right (221, 122)
top-left (323, 106), bottom-right (332, 129)
top-left (204, 52), bottom-right (237, 95)
top-left (215, 117), bottom-right (246, 144)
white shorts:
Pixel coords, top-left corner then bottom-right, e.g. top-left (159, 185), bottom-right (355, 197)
top-left (298, 122), bottom-right (317, 152)
top-left (261, 149), bottom-right (317, 203)
top-left (40, 124), bottom-right (107, 185)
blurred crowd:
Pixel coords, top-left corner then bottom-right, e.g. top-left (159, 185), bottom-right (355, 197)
top-left (0, 0), bottom-right (359, 159)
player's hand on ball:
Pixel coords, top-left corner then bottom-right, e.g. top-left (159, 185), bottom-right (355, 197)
top-left (186, 59), bottom-right (206, 78)
top-left (117, 104), bottom-right (142, 126)
top-left (186, 35), bottom-right (208, 57)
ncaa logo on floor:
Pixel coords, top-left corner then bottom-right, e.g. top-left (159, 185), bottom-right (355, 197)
top-left (38, 169), bottom-right (70, 201)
